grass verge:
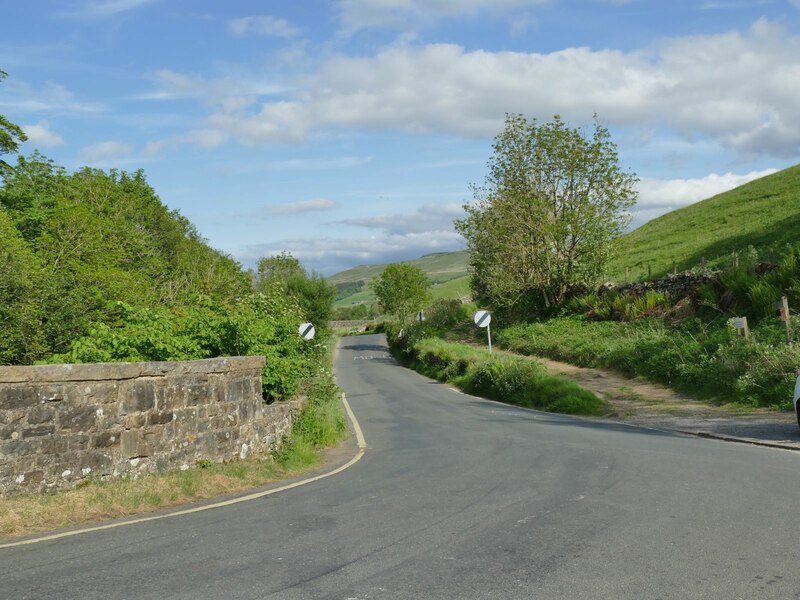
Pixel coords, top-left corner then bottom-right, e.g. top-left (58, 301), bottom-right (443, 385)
top-left (394, 336), bottom-right (607, 416)
top-left (0, 342), bottom-right (349, 541)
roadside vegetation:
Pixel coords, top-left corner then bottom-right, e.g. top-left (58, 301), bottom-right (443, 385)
top-left (383, 299), bottom-right (605, 416)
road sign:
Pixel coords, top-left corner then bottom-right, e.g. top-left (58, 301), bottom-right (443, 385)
top-left (731, 316), bottom-right (749, 338)
top-left (474, 310), bottom-right (491, 328)
top-left (298, 323), bottom-right (315, 340)
top-left (473, 310), bottom-right (492, 353)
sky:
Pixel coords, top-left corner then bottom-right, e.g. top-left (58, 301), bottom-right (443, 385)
top-left (2, 0), bottom-right (799, 275)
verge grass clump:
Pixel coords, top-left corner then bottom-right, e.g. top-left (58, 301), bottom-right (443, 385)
top-left (391, 336), bottom-right (606, 416)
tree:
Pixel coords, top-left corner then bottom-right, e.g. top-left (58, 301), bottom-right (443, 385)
top-left (372, 263), bottom-right (431, 326)
top-left (455, 114), bottom-right (637, 315)
top-left (254, 252), bottom-right (336, 330)
top-left (0, 70), bottom-right (27, 172)
top-left (0, 205), bottom-right (44, 363)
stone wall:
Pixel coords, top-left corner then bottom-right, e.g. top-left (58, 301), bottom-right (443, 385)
top-left (601, 271), bottom-right (720, 297)
top-left (0, 357), bottom-right (298, 496)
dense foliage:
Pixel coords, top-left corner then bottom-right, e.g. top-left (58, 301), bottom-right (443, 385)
top-left (456, 114), bottom-right (637, 319)
top-left (0, 153), bottom-right (251, 362)
top-left (254, 252), bottom-right (336, 334)
top-left (372, 262), bottom-right (431, 326)
top-left (0, 149), bottom-right (334, 404)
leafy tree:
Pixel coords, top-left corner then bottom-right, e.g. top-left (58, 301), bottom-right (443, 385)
top-left (0, 70), bottom-right (27, 172)
top-left (456, 114), bottom-right (637, 316)
top-left (373, 263), bottom-right (431, 326)
top-left (0, 206), bottom-right (44, 363)
top-left (255, 252), bottom-right (336, 331)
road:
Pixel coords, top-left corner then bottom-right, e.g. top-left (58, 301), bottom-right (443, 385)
top-left (1, 333), bottom-right (799, 599)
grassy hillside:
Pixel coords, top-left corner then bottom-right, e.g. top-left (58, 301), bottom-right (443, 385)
top-left (606, 164), bottom-right (800, 282)
top-left (329, 251), bottom-right (468, 285)
top-left (331, 251), bottom-right (470, 307)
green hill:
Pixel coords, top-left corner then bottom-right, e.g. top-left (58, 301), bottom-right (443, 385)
top-left (330, 251), bottom-right (470, 307)
top-left (607, 164), bottom-right (800, 282)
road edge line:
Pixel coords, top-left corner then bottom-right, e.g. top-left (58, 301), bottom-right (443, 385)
top-left (0, 393), bottom-right (366, 550)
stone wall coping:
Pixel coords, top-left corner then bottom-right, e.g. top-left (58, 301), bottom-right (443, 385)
top-left (0, 356), bottom-right (266, 384)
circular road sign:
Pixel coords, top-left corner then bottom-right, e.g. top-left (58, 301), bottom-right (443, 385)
top-left (299, 323), bottom-right (316, 340)
top-left (474, 310), bottom-right (491, 328)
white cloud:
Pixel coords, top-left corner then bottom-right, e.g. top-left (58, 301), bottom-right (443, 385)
top-left (337, 0), bottom-right (550, 33)
top-left (268, 156), bottom-right (373, 170)
top-left (338, 203), bottom-right (465, 235)
top-left (0, 80), bottom-right (106, 114)
top-left (266, 198), bottom-right (338, 216)
top-left (81, 140), bottom-right (134, 164)
top-left (242, 231), bottom-right (464, 275)
top-left (21, 121), bottom-right (64, 147)
top-left (228, 15), bottom-right (301, 38)
top-left (240, 200), bottom-right (468, 273)
top-left (171, 19), bottom-right (800, 158)
top-left (63, 0), bottom-right (159, 18)
top-left (632, 168), bottom-right (778, 227)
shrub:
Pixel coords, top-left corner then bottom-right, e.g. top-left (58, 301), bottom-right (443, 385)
top-left (49, 288), bottom-right (318, 402)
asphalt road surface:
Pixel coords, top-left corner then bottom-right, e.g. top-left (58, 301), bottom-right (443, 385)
top-left (2, 333), bottom-right (799, 599)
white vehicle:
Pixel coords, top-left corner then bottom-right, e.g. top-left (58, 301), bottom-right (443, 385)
top-left (794, 368), bottom-right (800, 427)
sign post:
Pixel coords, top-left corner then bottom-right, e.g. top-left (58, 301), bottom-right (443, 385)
top-left (773, 296), bottom-right (792, 344)
top-left (474, 310), bottom-right (492, 353)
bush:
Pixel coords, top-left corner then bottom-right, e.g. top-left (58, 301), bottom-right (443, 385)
top-left (49, 288), bottom-right (319, 402)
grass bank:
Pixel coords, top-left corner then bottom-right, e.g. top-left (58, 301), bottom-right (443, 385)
top-left (0, 344), bottom-right (349, 541)
top-left (496, 317), bottom-right (800, 410)
top-left (391, 335), bottom-right (606, 416)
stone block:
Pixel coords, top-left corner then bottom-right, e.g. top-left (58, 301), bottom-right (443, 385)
top-left (0, 386), bottom-right (40, 409)
top-left (39, 435), bottom-right (69, 455)
top-left (58, 405), bottom-right (98, 433)
top-left (27, 403), bottom-right (56, 425)
top-left (91, 431), bottom-right (121, 449)
top-left (185, 377), bottom-right (212, 406)
top-left (23, 424), bottom-right (56, 438)
top-left (148, 411), bottom-right (174, 426)
top-left (120, 429), bottom-right (157, 458)
top-left (120, 379), bottom-right (157, 414)
top-left (124, 412), bottom-right (147, 429)
top-left (67, 433), bottom-right (91, 451)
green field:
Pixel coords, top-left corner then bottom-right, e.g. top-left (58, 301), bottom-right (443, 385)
top-left (330, 251), bottom-right (470, 307)
top-left (606, 164), bottom-right (800, 282)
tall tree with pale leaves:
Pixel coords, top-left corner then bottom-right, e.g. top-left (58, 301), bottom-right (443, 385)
top-left (456, 114), bottom-right (637, 316)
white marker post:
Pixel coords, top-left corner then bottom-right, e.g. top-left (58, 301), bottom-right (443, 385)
top-left (298, 322), bottom-right (315, 341)
top-left (474, 310), bottom-right (492, 353)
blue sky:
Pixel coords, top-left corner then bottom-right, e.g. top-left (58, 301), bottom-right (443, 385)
top-left (2, 0), bottom-right (799, 275)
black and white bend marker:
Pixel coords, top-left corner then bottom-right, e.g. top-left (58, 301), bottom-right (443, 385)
top-left (473, 310), bottom-right (492, 353)
top-left (299, 322), bottom-right (316, 341)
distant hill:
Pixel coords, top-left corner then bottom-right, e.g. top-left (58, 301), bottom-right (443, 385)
top-left (606, 164), bottom-right (800, 282)
top-left (331, 163), bottom-right (800, 305)
top-left (329, 251), bottom-right (470, 307)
